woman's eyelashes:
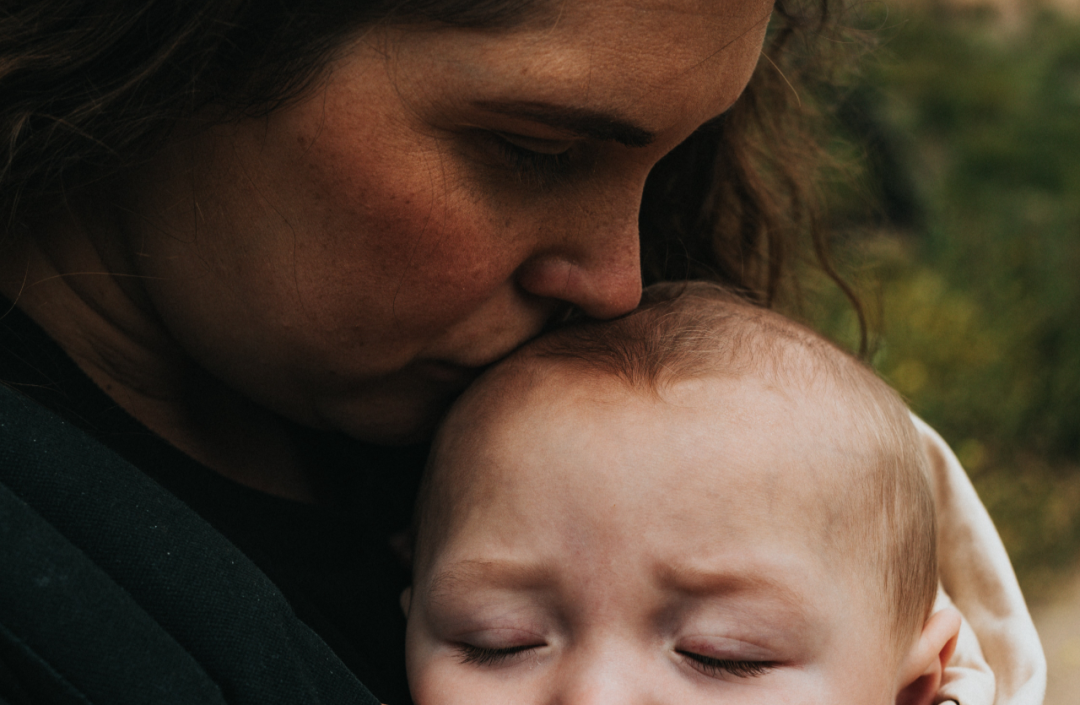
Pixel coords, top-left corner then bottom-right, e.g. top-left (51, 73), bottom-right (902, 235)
top-left (679, 651), bottom-right (775, 679)
top-left (478, 131), bottom-right (581, 187)
top-left (456, 642), bottom-right (543, 666)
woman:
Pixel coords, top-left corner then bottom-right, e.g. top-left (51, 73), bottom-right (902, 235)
top-left (0, 1), bottom-right (1044, 704)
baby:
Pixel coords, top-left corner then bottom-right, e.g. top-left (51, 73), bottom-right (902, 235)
top-left (401, 283), bottom-right (961, 705)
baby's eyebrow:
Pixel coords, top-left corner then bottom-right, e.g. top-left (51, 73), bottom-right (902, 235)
top-left (657, 563), bottom-right (813, 617)
top-left (426, 559), bottom-right (554, 604)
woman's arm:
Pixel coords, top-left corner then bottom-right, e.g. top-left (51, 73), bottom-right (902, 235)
top-left (914, 415), bottom-right (1047, 705)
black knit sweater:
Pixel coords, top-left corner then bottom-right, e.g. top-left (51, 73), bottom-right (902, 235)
top-left (0, 302), bottom-right (422, 704)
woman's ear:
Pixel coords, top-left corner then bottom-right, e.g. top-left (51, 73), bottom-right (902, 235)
top-left (895, 607), bottom-right (962, 705)
top-left (400, 586), bottom-right (412, 617)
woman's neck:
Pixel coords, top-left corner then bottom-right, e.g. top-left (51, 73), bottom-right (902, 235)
top-left (0, 206), bottom-right (318, 503)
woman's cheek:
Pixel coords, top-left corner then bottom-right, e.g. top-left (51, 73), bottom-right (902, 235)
top-left (292, 130), bottom-right (524, 334)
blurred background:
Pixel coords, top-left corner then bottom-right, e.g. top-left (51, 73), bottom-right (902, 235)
top-left (796, 1), bottom-right (1080, 700)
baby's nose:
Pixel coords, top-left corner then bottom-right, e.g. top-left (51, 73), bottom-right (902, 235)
top-left (546, 645), bottom-right (662, 705)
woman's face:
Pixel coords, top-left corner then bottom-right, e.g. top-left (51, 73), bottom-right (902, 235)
top-left (121, 0), bottom-right (772, 442)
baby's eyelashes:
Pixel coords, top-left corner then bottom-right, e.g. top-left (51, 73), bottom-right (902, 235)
top-left (671, 632), bottom-right (787, 681)
top-left (446, 624), bottom-right (549, 667)
top-left (677, 651), bottom-right (776, 680)
top-left (456, 642), bottom-right (545, 666)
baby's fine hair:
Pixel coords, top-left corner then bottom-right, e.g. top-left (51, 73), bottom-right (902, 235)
top-left (526, 281), bottom-right (938, 650)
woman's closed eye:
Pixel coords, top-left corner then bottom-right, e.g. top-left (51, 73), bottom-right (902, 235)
top-left (479, 131), bottom-right (579, 187)
top-left (678, 650), bottom-right (775, 679)
top-left (456, 642), bottom-right (544, 666)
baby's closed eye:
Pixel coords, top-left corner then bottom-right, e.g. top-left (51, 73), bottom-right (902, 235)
top-left (677, 650), bottom-right (775, 679)
top-left (456, 642), bottom-right (545, 666)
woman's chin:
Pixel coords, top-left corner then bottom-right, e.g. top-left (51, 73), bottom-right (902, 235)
top-left (316, 383), bottom-right (463, 446)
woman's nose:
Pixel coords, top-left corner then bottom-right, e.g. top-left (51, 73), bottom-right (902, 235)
top-left (515, 219), bottom-right (643, 320)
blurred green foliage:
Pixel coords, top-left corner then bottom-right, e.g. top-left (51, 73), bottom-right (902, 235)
top-left (805, 5), bottom-right (1080, 599)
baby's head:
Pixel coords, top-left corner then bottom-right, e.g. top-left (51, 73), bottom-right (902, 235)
top-left (404, 283), bottom-right (960, 705)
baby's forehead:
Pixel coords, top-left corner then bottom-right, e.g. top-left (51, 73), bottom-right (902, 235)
top-left (417, 303), bottom-right (928, 647)
top-left (450, 349), bottom-right (858, 446)
top-left (429, 356), bottom-right (869, 542)
top-left (416, 361), bottom-right (889, 628)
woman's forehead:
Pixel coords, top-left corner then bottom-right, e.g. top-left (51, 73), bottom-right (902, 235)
top-left (377, 0), bottom-right (773, 129)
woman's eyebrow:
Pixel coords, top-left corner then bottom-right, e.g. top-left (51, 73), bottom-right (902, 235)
top-left (471, 100), bottom-right (656, 147)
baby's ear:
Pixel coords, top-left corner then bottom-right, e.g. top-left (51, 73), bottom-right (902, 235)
top-left (895, 607), bottom-right (961, 705)
top-left (400, 586), bottom-right (412, 617)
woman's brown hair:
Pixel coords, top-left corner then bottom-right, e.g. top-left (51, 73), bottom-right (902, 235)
top-left (0, 0), bottom-right (863, 343)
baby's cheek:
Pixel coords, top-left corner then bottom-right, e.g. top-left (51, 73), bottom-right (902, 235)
top-left (405, 618), bottom-right (460, 705)
top-left (407, 653), bottom-right (481, 705)
top-left (406, 621), bottom-right (543, 705)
